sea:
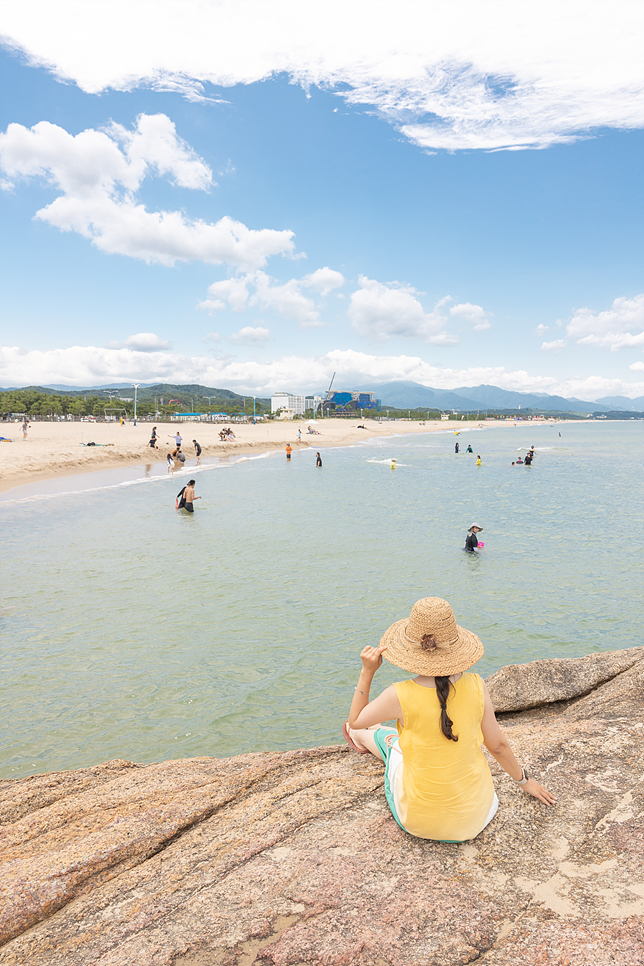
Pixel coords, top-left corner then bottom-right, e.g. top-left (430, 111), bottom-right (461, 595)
top-left (1, 420), bottom-right (642, 780)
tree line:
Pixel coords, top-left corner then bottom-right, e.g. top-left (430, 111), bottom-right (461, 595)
top-left (0, 389), bottom-right (270, 419)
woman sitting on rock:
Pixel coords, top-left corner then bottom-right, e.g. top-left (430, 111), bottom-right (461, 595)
top-left (344, 597), bottom-right (556, 842)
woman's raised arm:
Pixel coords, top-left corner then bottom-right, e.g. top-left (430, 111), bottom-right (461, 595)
top-left (348, 646), bottom-right (403, 730)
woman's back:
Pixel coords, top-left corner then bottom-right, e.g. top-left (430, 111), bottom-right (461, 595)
top-left (394, 673), bottom-right (495, 841)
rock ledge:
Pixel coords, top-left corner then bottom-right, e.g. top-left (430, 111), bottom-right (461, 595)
top-left (1, 648), bottom-right (644, 966)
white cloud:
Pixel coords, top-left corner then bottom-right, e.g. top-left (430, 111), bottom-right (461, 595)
top-left (536, 324), bottom-right (549, 336)
top-left (119, 332), bottom-right (172, 351)
top-left (0, 115), bottom-right (295, 269)
top-left (1, 1), bottom-right (643, 152)
top-left (4, 342), bottom-right (644, 401)
top-left (348, 277), bottom-right (458, 344)
top-left (630, 362), bottom-right (644, 372)
top-left (564, 294), bottom-right (644, 351)
top-left (449, 302), bottom-right (492, 331)
top-left (541, 339), bottom-right (568, 353)
top-left (302, 267), bottom-right (345, 295)
top-left (199, 276), bottom-right (251, 313)
top-left (198, 268), bottom-right (344, 327)
top-left (229, 326), bottom-right (270, 345)
top-left (201, 332), bottom-right (221, 343)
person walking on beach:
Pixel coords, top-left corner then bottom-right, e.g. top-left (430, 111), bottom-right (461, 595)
top-left (149, 427), bottom-right (159, 449)
top-left (316, 451), bottom-right (322, 467)
top-left (286, 444), bottom-right (292, 461)
top-left (169, 431), bottom-right (182, 449)
top-left (21, 417), bottom-right (29, 440)
top-left (343, 597), bottom-right (556, 842)
top-left (193, 439), bottom-right (202, 465)
top-left (464, 524), bottom-right (482, 552)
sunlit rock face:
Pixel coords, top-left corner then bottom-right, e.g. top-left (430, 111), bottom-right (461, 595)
top-left (1, 648), bottom-right (644, 966)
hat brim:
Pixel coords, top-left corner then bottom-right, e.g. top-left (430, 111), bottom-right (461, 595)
top-left (380, 618), bottom-right (484, 676)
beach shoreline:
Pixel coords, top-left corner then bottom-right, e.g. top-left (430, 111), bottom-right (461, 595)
top-left (0, 415), bottom-right (555, 496)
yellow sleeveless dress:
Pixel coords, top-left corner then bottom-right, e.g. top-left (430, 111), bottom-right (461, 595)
top-left (392, 673), bottom-right (495, 841)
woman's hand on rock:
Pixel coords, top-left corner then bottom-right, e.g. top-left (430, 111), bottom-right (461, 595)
top-left (360, 645), bottom-right (387, 674)
top-left (524, 778), bottom-right (557, 806)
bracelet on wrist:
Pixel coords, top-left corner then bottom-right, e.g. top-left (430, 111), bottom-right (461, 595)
top-left (512, 767), bottom-right (529, 786)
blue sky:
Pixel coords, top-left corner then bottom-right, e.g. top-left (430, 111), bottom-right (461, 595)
top-left (0, 0), bottom-right (643, 398)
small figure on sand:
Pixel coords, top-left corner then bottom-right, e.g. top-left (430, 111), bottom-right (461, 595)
top-left (342, 596), bottom-right (556, 842)
top-left (22, 418), bottom-right (29, 440)
top-left (286, 444), bottom-right (292, 461)
top-left (464, 524), bottom-right (483, 552)
top-left (297, 429), bottom-right (302, 441)
top-left (316, 451), bottom-right (322, 467)
top-left (170, 431), bottom-right (182, 449)
top-left (176, 479), bottom-right (201, 513)
top-left (149, 427), bottom-right (159, 449)
top-left (193, 439), bottom-right (201, 464)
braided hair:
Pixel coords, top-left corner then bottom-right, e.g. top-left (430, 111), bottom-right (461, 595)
top-left (420, 634), bottom-right (458, 742)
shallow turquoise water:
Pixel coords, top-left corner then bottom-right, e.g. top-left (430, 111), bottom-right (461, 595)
top-left (1, 420), bottom-right (642, 779)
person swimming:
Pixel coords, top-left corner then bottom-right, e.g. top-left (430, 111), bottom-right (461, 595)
top-left (476, 455), bottom-right (481, 466)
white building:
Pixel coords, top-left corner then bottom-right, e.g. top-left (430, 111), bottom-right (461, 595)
top-left (271, 392), bottom-right (323, 417)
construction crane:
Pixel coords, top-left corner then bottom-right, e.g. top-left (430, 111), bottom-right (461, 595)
top-left (321, 371), bottom-right (336, 417)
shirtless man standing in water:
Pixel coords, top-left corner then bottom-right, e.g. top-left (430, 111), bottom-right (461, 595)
top-left (182, 480), bottom-right (201, 513)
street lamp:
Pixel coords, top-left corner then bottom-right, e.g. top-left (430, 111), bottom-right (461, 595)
top-left (132, 384), bottom-right (140, 426)
top-left (253, 396), bottom-right (256, 424)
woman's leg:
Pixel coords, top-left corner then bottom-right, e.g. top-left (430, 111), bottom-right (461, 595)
top-left (347, 724), bottom-right (385, 760)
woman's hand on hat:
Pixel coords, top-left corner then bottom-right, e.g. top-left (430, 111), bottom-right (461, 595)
top-left (360, 645), bottom-right (387, 674)
top-left (524, 778), bottom-right (557, 806)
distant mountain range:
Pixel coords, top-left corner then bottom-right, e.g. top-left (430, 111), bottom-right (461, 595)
top-left (3, 380), bottom-right (644, 413)
top-left (352, 381), bottom-right (644, 413)
top-left (0, 383), bottom-right (270, 405)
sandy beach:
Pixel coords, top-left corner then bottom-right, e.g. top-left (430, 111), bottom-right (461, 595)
top-left (0, 415), bottom-right (536, 494)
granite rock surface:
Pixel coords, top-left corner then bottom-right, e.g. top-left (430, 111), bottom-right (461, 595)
top-left (1, 649), bottom-right (644, 966)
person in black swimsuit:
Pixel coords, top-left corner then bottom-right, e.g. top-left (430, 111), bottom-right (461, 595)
top-left (316, 452), bottom-right (322, 467)
top-left (193, 439), bottom-right (202, 464)
top-left (464, 524), bottom-right (482, 552)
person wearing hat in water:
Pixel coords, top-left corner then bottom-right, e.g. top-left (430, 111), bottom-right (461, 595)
top-left (464, 524), bottom-right (482, 552)
top-left (343, 597), bottom-right (556, 842)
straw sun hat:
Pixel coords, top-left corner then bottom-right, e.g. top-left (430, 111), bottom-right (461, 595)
top-left (380, 597), bottom-right (483, 676)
